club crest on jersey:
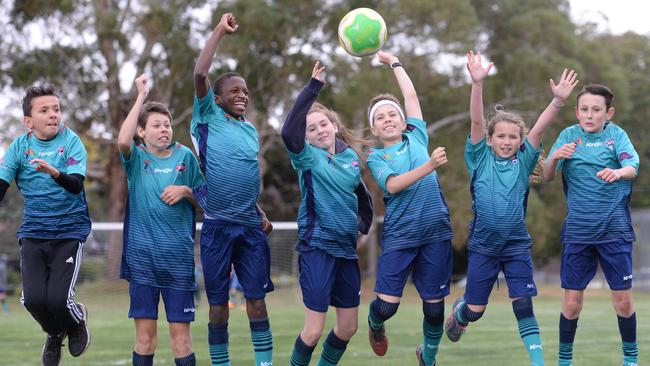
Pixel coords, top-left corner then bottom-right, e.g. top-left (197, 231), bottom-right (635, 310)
top-left (57, 146), bottom-right (65, 155)
top-left (175, 162), bottom-right (186, 176)
top-left (24, 148), bottom-right (36, 159)
top-left (143, 159), bottom-right (153, 173)
top-left (605, 138), bottom-right (614, 151)
top-left (383, 153), bottom-right (393, 160)
top-left (574, 138), bottom-right (583, 145)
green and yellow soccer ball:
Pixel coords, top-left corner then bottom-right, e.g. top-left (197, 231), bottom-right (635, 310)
top-left (338, 8), bottom-right (388, 57)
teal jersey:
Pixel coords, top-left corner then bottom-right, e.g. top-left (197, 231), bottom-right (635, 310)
top-left (120, 142), bottom-right (205, 291)
top-left (465, 137), bottom-right (541, 255)
top-left (190, 88), bottom-right (262, 226)
top-left (367, 117), bottom-right (452, 253)
top-left (548, 122), bottom-right (639, 245)
top-left (289, 140), bottom-right (363, 259)
top-left (0, 124), bottom-right (90, 241)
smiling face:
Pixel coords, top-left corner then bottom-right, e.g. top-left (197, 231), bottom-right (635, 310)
top-left (137, 112), bottom-right (173, 152)
top-left (23, 95), bottom-right (61, 140)
top-left (306, 111), bottom-right (338, 153)
top-left (576, 93), bottom-right (615, 134)
top-left (487, 120), bottom-right (523, 159)
top-left (216, 76), bottom-right (249, 118)
top-left (370, 104), bottom-right (406, 146)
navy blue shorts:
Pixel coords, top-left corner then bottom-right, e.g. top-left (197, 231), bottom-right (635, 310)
top-left (128, 282), bottom-right (195, 323)
top-left (464, 251), bottom-right (537, 306)
top-left (200, 219), bottom-right (274, 305)
top-left (375, 240), bottom-right (452, 300)
top-left (299, 247), bottom-right (360, 312)
top-left (561, 241), bottom-right (633, 291)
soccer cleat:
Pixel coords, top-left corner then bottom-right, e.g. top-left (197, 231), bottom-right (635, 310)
top-left (416, 344), bottom-right (436, 366)
top-left (42, 332), bottom-right (66, 366)
top-left (368, 320), bottom-right (388, 356)
top-left (444, 297), bottom-right (467, 342)
top-left (68, 303), bottom-right (91, 357)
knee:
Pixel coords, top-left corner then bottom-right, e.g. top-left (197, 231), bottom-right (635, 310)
top-left (370, 297), bottom-right (399, 322)
top-left (23, 294), bottom-right (47, 313)
top-left (246, 298), bottom-right (268, 319)
top-left (563, 298), bottom-right (583, 318)
top-left (613, 295), bottom-right (634, 317)
top-left (300, 326), bottom-right (324, 346)
top-left (422, 301), bottom-right (445, 325)
top-left (170, 333), bottom-right (192, 357)
top-left (135, 332), bottom-right (157, 354)
top-left (209, 304), bottom-right (229, 324)
top-left (336, 319), bottom-right (358, 340)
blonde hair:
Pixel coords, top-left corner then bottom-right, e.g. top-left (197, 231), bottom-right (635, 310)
top-left (486, 109), bottom-right (546, 184)
top-left (308, 102), bottom-right (372, 164)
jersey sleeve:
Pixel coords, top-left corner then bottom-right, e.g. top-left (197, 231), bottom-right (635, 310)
top-left (464, 136), bottom-right (488, 176)
top-left (520, 138), bottom-right (542, 176)
top-left (547, 129), bottom-right (571, 172)
top-left (184, 148), bottom-right (205, 188)
top-left (0, 139), bottom-right (21, 184)
top-left (64, 133), bottom-right (88, 176)
top-left (120, 142), bottom-right (140, 176)
top-left (288, 144), bottom-right (315, 171)
top-left (405, 117), bottom-right (428, 147)
top-left (614, 127), bottom-right (640, 173)
top-left (367, 151), bottom-right (396, 193)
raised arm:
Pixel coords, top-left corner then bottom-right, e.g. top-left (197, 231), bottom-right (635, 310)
top-left (377, 50), bottom-right (422, 120)
top-left (466, 50), bottom-right (493, 144)
top-left (280, 61), bottom-right (326, 153)
top-left (528, 69), bottom-right (579, 149)
top-left (117, 74), bottom-right (149, 159)
top-left (194, 13), bottom-right (238, 99)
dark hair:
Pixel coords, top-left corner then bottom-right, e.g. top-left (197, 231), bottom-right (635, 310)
top-left (367, 93), bottom-right (405, 123)
top-left (213, 72), bottom-right (245, 96)
top-left (22, 84), bottom-right (60, 117)
top-left (576, 84), bottom-right (614, 110)
top-left (137, 101), bottom-right (172, 130)
top-left (308, 102), bottom-right (373, 165)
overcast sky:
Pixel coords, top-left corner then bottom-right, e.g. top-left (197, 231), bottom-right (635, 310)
top-left (570, 0), bottom-right (650, 35)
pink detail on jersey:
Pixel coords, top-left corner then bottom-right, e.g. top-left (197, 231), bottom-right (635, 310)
top-left (66, 156), bottom-right (81, 166)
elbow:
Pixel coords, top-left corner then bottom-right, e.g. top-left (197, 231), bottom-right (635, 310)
top-left (117, 140), bottom-right (132, 153)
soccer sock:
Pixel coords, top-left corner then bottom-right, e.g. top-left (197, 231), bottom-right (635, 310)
top-left (290, 334), bottom-right (316, 366)
top-left (422, 301), bottom-right (445, 365)
top-left (368, 297), bottom-right (399, 330)
top-left (457, 302), bottom-right (483, 326)
top-left (208, 323), bottom-right (231, 366)
top-left (317, 330), bottom-right (349, 366)
top-left (558, 313), bottom-right (578, 366)
top-left (1, 299), bottom-right (8, 313)
top-left (132, 352), bottom-right (154, 366)
top-left (175, 353), bottom-right (196, 366)
top-left (617, 313), bottom-right (638, 366)
top-left (250, 317), bottom-right (273, 366)
top-left (512, 298), bottom-right (544, 366)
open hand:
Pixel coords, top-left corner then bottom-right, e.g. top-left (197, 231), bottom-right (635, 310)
top-left (550, 69), bottom-right (579, 102)
top-left (311, 61), bottom-right (326, 82)
top-left (377, 50), bottom-right (399, 66)
top-left (466, 50), bottom-right (493, 83)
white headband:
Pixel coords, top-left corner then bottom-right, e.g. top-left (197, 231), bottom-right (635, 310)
top-left (368, 100), bottom-right (405, 127)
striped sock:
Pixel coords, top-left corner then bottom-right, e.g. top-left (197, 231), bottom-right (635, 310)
top-left (513, 298), bottom-right (544, 366)
top-left (558, 314), bottom-right (578, 366)
top-left (422, 301), bottom-right (445, 365)
top-left (208, 323), bottom-right (231, 366)
top-left (175, 353), bottom-right (196, 366)
top-left (618, 313), bottom-right (638, 366)
top-left (316, 330), bottom-right (348, 366)
top-left (132, 352), bottom-right (154, 366)
top-left (250, 318), bottom-right (273, 366)
top-left (290, 334), bottom-right (315, 366)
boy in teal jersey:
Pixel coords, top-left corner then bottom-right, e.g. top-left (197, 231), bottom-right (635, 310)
top-left (544, 84), bottom-right (640, 366)
top-left (118, 74), bottom-right (204, 366)
top-left (0, 84), bottom-right (91, 365)
top-left (365, 51), bottom-right (452, 366)
top-left (445, 50), bottom-right (579, 366)
top-left (192, 13), bottom-right (274, 366)
top-left (281, 62), bottom-right (373, 366)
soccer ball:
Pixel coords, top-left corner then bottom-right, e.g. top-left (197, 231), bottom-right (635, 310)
top-left (338, 8), bottom-right (388, 57)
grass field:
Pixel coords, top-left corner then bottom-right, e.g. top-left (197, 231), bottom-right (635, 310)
top-left (0, 281), bottom-right (648, 366)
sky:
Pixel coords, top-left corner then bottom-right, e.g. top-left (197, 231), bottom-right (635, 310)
top-left (569, 0), bottom-right (650, 35)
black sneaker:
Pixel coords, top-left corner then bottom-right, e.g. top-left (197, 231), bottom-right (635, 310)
top-left (68, 303), bottom-right (91, 357)
top-left (42, 332), bottom-right (65, 366)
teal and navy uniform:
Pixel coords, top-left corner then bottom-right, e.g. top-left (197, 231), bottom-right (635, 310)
top-left (367, 117), bottom-right (452, 299)
top-left (463, 137), bottom-right (541, 305)
top-left (0, 124), bottom-right (90, 240)
top-left (120, 142), bottom-right (203, 322)
top-left (0, 123), bottom-right (90, 335)
top-left (281, 78), bottom-right (373, 313)
top-left (191, 88), bottom-right (274, 305)
top-left (549, 122), bottom-right (639, 290)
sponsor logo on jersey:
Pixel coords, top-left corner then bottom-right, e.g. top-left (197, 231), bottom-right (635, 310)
top-left (38, 151), bottom-right (54, 157)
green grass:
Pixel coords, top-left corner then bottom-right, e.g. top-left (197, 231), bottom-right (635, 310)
top-left (0, 281), bottom-right (648, 365)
